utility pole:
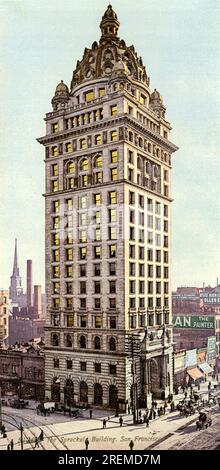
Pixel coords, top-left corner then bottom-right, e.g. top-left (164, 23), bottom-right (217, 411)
top-left (125, 333), bottom-right (141, 425)
top-left (0, 385), bottom-right (2, 427)
top-left (20, 423), bottom-right (24, 450)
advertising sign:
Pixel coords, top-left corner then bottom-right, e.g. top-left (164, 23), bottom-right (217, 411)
top-left (207, 336), bottom-right (216, 362)
top-left (185, 349), bottom-right (197, 367)
top-left (173, 315), bottom-right (214, 329)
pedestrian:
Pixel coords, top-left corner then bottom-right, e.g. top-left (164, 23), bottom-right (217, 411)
top-left (119, 416), bottom-right (123, 427)
top-left (154, 401), bottom-right (157, 409)
top-left (34, 437), bottom-right (39, 449)
top-left (7, 443), bottom-right (10, 451)
top-left (153, 410), bottom-right (156, 419)
top-left (129, 440), bottom-right (134, 451)
top-left (107, 416), bottom-right (110, 421)
top-left (184, 391), bottom-right (188, 399)
top-left (128, 405), bottom-right (130, 414)
top-left (39, 430), bottom-right (44, 441)
top-left (103, 419), bottom-right (106, 429)
top-left (10, 439), bottom-right (14, 450)
top-left (146, 417), bottom-right (149, 427)
top-left (85, 438), bottom-right (89, 450)
top-left (89, 409), bottom-right (93, 419)
top-left (139, 409), bottom-right (142, 419)
top-left (143, 413), bottom-right (146, 423)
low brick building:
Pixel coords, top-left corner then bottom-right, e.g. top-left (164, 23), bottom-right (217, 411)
top-left (0, 340), bottom-right (45, 400)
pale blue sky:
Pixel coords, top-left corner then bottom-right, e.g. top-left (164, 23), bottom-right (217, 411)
top-left (0, 0), bottom-right (220, 291)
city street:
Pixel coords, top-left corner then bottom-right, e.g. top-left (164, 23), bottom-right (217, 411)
top-left (1, 381), bottom-right (219, 451)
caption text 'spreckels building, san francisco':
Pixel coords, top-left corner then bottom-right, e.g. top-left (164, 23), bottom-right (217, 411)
top-left (38, 5), bottom-right (178, 410)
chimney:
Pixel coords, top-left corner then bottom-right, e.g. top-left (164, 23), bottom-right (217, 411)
top-left (26, 260), bottom-right (33, 308)
top-left (34, 285), bottom-right (42, 318)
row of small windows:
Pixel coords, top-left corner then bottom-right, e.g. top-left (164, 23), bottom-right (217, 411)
top-left (52, 296), bottom-right (117, 311)
top-left (49, 130), bottom-right (118, 158)
top-left (51, 192), bottom-right (117, 217)
top-left (51, 314), bottom-right (117, 329)
top-left (129, 296), bottom-right (169, 309)
top-left (129, 191), bottom-right (168, 216)
top-left (51, 263), bottom-right (116, 290)
top-left (53, 358), bottom-right (117, 376)
top-left (51, 333), bottom-right (117, 352)
top-left (129, 263), bottom-right (169, 278)
top-left (127, 138), bottom-right (170, 165)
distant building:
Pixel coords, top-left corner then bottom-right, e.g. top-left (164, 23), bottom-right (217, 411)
top-left (26, 260), bottom-right (33, 308)
top-left (173, 311), bottom-right (220, 353)
top-left (0, 339), bottom-right (44, 399)
top-left (34, 285), bottom-right (42, 318)
top-left (9, 315), bottom-right (45, 345)
top-left (9, 239), bottom-right (24, 303)
top-left (0, 289), bottom-right (9, 345)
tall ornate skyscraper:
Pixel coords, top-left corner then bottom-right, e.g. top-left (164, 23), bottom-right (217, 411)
top-left (9, 238), bottom-right (23, 302)
top-left (38, 5), bottom-right (178, 409)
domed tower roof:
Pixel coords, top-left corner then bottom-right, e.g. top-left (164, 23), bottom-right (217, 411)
top-left (52, 80), bottom-right (69, 110)
top-left (70, 6), bottom-right (150, 91)
top-left (55, 80), bottom-right (69, 96)
top-left (150, 89), bottom-right (166, 117)
top-left (100, 4), bottom-right (120, 39)
top-left (151, 88), bottom-right (163, 102)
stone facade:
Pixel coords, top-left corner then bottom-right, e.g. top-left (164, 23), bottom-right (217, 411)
top-left (38, 6), bottom-right (178, 408)
top-left (0, 289), bottom-right (9, 346)
top-left (0, 341), bottom-right (44, 400)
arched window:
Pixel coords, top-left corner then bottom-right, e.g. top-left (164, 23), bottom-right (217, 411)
top-left (109, 337), bottom-right (116, 351)
top-left (80, 381), bottom-right (88, 402)
top-left (95, 155), bottom-right (102, 167)
top-left (80, 335), bottom-right (86, 349)
top-left (137, 157), bottom-right (142, 170)
top-left (148, 143), bottom-right (152, 153)
top-left (128, 131), bottom-right (133, 142)
top-left (80, 139), bottom-right (87, 150)
top-left (64, 379), bottom-right (74, 407)
top-left (109, 385), bottom-right (118, 407)
top-left (66, 334), bottom-right (72, 348)
top-left (95, 135), bottom-right (102, 145)
top-left (139, 137), bottom-right (143, 148)
top-left (94, 383), bottom-right (103, 405)
top-left (94, 336), bottom-right (101, 350)
top-left (81, 158), bottom-right (88, 172)
top-left (52, 333), bottom-right (59, 347)
top-left (67, 162), bottom-right (75, 174)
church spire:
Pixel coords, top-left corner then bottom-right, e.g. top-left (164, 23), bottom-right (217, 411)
top-left (13, 238), bottom-right (20, 276)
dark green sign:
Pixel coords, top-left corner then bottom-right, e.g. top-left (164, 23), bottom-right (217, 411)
top-left (173, 315), bottom-right (215, 329)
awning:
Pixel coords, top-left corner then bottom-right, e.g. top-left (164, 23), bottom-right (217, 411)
top-left (187, 367), bottom-right (204, 380)
top-left (199, 363), bottom-right (213, 374)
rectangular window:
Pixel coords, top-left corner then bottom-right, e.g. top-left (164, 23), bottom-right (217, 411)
top-left (94, 172), bottom-right (103, 184)
top-left (110, 150), bottom-right (118, 164)
top-left (82, 175), bottom-right (88, 186)
top-left (109, 298), bottom-right (116, 309)
top-left (52, 146), bottom-right (58, 157)
top-left (53, 281), bottom-right (60, 294)
top-left (164, 220), bottom-right (168, 232)
top-left (109, 191), bottom-right (117, 204)
top-left (52, 180), bottom-right (59, 192)
top-left (128, 150), bottom-right (134, 164)
top-left (80, 264), bottom-right (86, 277)
top-left (94, 246), bottom-right (101, 259)
top-left (109, 364), bottom-right (116, 375)
top-left (66, 360), bottom-right (72, 370)
top-left (139, 246), bottom-right (144, 260)
top-left (80, 139), bottom-right (87, 150)
top-left (79, 213), bottom-right (87, 226)
top-left (66, 298), bottom-right (73, 309)
top-left (139, 280), bottom-right (144, 294)
top-left (94, 281), bottom-right (101, 294)
top-left (95, 134), bottom-right (102, 145)
top-left (95, 228), bottom-right (101, 241)
top-left (66, 282), bottom-right (72, 295)
top-left (129, 262), bottom-right (135, 276)
top-left (65, 199), bottom-right (73, 211)
top-left (85, 90), bottom-right (94, 102)
top-left (52, 163), bottom-right (58, 176)
top-left (66, 314), bottom-right (74, 327)
top-left (52, 123), bottom-right (59, 133)
top-left (53, 215), bottom-right (59, 228)
top-left (109, 209), bottom-right (117, 222)
top-left (129, 244), bottom-right (135, 259)
top-left (66, 231), bottom-right (73, 245)
top-left (53, 200), bottom-right (59, 213)
top-left (128, 168), bottom-right (134, 182)
top-left (80, 298), bottom-right (87, 310)
top-left (111, 130), bottom-right (117, 141)
top-left (94, 193), bottom-right (101, 206)
top-left (155, 218), bottom-right (161, 231)
top-left (156, 266), bottom-right (161, 278)
top-left (66, 248), bottom-right (73, 261)
top-left (53, 298), bottom-right (60, 308)
top-left (130, 227), bottom-right (135, 240)
top-left (80, 196), bottom-right (87, 209)
top-left (156, 202), bottom-right (161, 215)
top-left (129, 280), bottom-right (135, 294)
top-left (54, 358), bottom-right (59, 369)
top-left (110, 317), bottom-right (116, 328)
top-left (111, 105), bottom-right (117, 116)
top-left (95, 211), bottom-right (101, 224)
top-left (156, 250), bottom-right (161, 262)
top-left (80, 362), bottom-right (86, 371)
top-left (66, 142), bottom-right (72, 153)
top-left (148, 265), bottom-right (153, 277)
top-left (111, 168), bottom-right (118, 181)
top-left (99, 88), bottom-right (105, 97)
top-left (95, 316), bottom-right (102, 328)
top-left (80, 315), bottom-right (87, 327)
top-left (94, 298), bottom-right (101, 309)
top-left (147, 198), bottom-right (153, 212)
top-left (129, 191), bottom-right (135, 205)
top-left (66, 265), bottom-right (73, 278)
top-left (94, 263), bottom-right (101, 276)
top-left (109, 244), bottom-right (116, 258)
top-left (53, 233), bottom-right (59, 246)
top-left (138, 195), bottom-right (144, 208)
top-left (139, 263), bottom-right (145, 276)
top-left (80, 247), bottom-right (87, 260)
top-left (80, 281), bottom-right (86, 294)
top-left (109, 280), bottom-right (116, 294)
top-left (109, 227), bottom-right (117, 240)
top-left (109, 263), bottom-right (116, 276)
top-left (164, 205), bottom-right (168, 217)
top-left (140, 94), bottom-right (146, 105)
top-left (164, 251), bottom-right (168, 263)
top-left (79, 229), bottom-right (87, 243)
top-left (94, 363), bottom-right (101, 373)
top-left (148, 281), bottom-right (153, 294)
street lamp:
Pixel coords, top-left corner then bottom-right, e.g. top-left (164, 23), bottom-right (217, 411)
top-left (125, 333), bottom-right (141, 424)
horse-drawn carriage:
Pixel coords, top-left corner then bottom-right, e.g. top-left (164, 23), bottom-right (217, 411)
top-left (196, 411), bottom-right (212, 430)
